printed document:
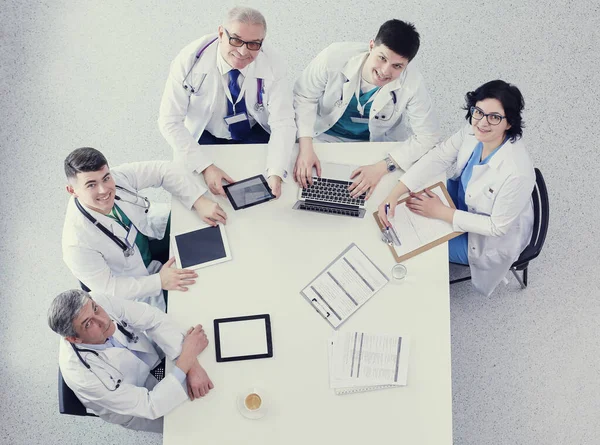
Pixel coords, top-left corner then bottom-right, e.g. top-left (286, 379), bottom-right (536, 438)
top-left (329, 331), bottom-right (411, 394)
top-left (391, 185), bottom-right (455, 257)
top-left (300, 243), bottom-right (388, 329)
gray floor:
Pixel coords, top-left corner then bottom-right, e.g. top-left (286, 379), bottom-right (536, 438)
top-left (1, 1), bottom-right (598, 444)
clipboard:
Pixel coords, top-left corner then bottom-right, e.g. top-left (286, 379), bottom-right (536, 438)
top-left (373, 181), bottom-right (463, 263)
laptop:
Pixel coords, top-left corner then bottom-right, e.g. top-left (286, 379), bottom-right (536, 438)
top-left (292, 162), bottom-right (367, 218)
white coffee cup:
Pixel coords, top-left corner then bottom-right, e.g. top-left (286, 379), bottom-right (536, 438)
top-left (237, 387), bottom-right (267, 419)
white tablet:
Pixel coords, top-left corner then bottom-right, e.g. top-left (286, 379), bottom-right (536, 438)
top-left (171, 224), bottom-right (232, 270)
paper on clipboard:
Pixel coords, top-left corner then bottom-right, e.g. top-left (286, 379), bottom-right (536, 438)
top-left (374, 182), bottom-right (463, 263)
top-left (300, 244), bottom-right (389, 329)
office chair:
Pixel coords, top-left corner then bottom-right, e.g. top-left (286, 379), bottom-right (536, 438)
top-left (58, 369), bottom-right (98, 417)
top-left (450, 168), bottom-right (549, 289)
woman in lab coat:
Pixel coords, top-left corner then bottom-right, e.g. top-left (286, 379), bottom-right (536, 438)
top-left (378, 80), bottom-right (535, 296)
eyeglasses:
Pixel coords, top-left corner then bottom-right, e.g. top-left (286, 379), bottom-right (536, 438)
top-left (470, 106), bottom-right (506, 126)
top-left (224, 28), bottom-right (262, 51)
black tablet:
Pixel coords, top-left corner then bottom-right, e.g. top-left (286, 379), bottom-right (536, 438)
top-left (223, 175), bottom-right (275, 210)
top-left (171, 225), bottom-right (232, 269)
top-left (214, 314), bottom-right (273, 362)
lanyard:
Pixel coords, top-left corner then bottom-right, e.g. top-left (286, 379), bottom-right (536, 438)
top-left (354, 78), bottom-right (378, 117)
top-left (220, 70), bottom-right (249, 114)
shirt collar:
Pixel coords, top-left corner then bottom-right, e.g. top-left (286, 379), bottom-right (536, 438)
top-left (216, 44), bottom-right (249, 78)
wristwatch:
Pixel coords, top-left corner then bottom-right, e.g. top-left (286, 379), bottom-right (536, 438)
top-left (384, 155), bottom-right (398, 172)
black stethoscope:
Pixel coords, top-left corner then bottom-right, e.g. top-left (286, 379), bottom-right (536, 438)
top-left (181, 37), bottom-right (265, 111)
top-left (71, 322), bottom-right (139, 391)
top-left (75, 185), bottom-right (150, 258)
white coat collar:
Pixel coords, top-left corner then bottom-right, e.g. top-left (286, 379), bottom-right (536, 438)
top-left (340, 51), bottom-right (408, 113)
top-left (80, 201), bottom-right (129, 239)
top-left (481, 137), bottom-right (517, 171)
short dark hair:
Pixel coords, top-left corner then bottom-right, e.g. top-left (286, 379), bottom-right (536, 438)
top-left (64, 147), bottom-right (109, 180)
top-left (374, 19), bottom-right (420, 61)
top-left (464, 80), bottom-right (525, 142)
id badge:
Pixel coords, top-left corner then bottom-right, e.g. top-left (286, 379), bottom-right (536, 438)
top-left (125, 224), bottom-right (138, 248)
top-left (350, 116), bottom-right (370, 124)
top-left (224, 112), bottom-right (249, 126)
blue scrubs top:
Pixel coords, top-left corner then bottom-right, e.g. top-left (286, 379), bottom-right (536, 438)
top-left (447, 140), bottom-right (506, 264)
top-left (326, 87), bottom-right (379, 140)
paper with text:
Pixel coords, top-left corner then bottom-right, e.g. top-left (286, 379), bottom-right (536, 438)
top-left (391, 185), bottom-right (454, 257)
top-left (300, 244), bottom-right (388, 329)
top-left (328, 331), bottom-right (411, 394)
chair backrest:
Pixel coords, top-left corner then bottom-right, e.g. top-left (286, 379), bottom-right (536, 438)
top-left (58, 369), bottom-right (97, 417)
top-left (515, 168), bottom-right (549, 266)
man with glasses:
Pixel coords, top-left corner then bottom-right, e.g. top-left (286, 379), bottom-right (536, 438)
top-left (159, 6), bottom-right (296, 198)
top-left (293, 19), bottom-right (441, 200)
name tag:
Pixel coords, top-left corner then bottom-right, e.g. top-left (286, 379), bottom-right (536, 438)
top-left (350, 116), bottom-right (370, 124)
top-left (224, 112), bottom-right (249, 126)
top-left (125, 224), bottom-right (138, 248)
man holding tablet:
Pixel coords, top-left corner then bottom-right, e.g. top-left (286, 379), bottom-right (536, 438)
top-left (62, 147), bottom-right (226, 311)
top-left (158, 6), bottom-right (296, 199)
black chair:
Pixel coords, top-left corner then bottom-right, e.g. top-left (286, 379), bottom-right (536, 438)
top-left (58, 369), bottom-right (98, 417)
top-left (450, 168), bottom-right (549, 289)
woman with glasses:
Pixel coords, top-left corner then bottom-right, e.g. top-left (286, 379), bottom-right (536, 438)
top-left (378, 80), bottom-right (536, 296)
top-left (158, 7), bottom-right (296, 199)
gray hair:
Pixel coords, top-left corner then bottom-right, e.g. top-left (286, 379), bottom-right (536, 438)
top-left (226, 6), bottom-right (267, 33)
top-left (48, 289), bottom-right (91, 337)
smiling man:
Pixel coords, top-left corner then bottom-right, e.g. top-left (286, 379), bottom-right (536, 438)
top-left (62, 147), bottom-right (226, 311)
top-left (293, 19), bottom-right (442, 199)
top-left (158, 6), bottom-right (296, 199)
top-left (49, 290), bottom-right (213, 432)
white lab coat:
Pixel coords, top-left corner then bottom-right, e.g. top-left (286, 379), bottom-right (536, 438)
top-left (401, 124), bottom-right (536, 296)
top-left (293, 42), bottom-right (442, 170)
top-left (62, 161), bottom-right (206, 310)
top-left (59, 294), bottom-right (188, 431)
top-left (158, 33), bottom-right (297, 179)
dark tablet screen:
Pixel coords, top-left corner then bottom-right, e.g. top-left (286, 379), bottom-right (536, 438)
top-left (174, 226), bottom-right (226, 268)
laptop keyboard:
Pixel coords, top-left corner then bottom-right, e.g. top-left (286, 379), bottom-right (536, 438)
top-left (301, 177), bottom-right (366, 206)
top-left (298, 203), bottom-right (360, 217)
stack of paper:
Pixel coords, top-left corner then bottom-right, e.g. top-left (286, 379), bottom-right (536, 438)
top-left (329, 331), bottom-right (410, 395)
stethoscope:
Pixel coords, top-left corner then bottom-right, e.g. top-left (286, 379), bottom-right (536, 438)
top-left (335, 88), bottom-right (397, 121)
top-left (71, 322), bottom-right (139, 391)
top-left (181, 37), bottom-right (265, 111)
top-left (75, 185), bottom-right (150, 258)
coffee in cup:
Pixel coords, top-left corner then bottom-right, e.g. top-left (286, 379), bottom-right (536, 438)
top-left (244, 393), bottom-right (262, 411)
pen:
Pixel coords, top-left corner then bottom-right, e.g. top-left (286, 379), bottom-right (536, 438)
top-left (385, 202), bottom-right (391, 229)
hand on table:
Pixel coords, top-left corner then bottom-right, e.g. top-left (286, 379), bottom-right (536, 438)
top-left (267, 175), bottom-right (282, 199)
top-left (193, 195), bottom-right (227, 226)
top-left (203, 164), bottom-right (234, 196)
top-left (176, 325), bottom-right (209, 373)
top-left (294, 137), bottom-right (321, 188)
top-left (348, 160), bottom-right (388, 199)
top-left (159, 257), bottom-right (198, 292)
top-left (187, 361), bottom-right (214, 400)
top-left (377, 199), bottom-right (399, 228)
top-left (406, 189), bottom-right (455, 223)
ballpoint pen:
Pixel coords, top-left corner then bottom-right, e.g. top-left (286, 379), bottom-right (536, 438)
top-left (384, 203), bottom-right (392, 245)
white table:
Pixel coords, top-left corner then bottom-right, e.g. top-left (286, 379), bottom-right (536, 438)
top-left (164, 142), bottom-right (453, 445)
